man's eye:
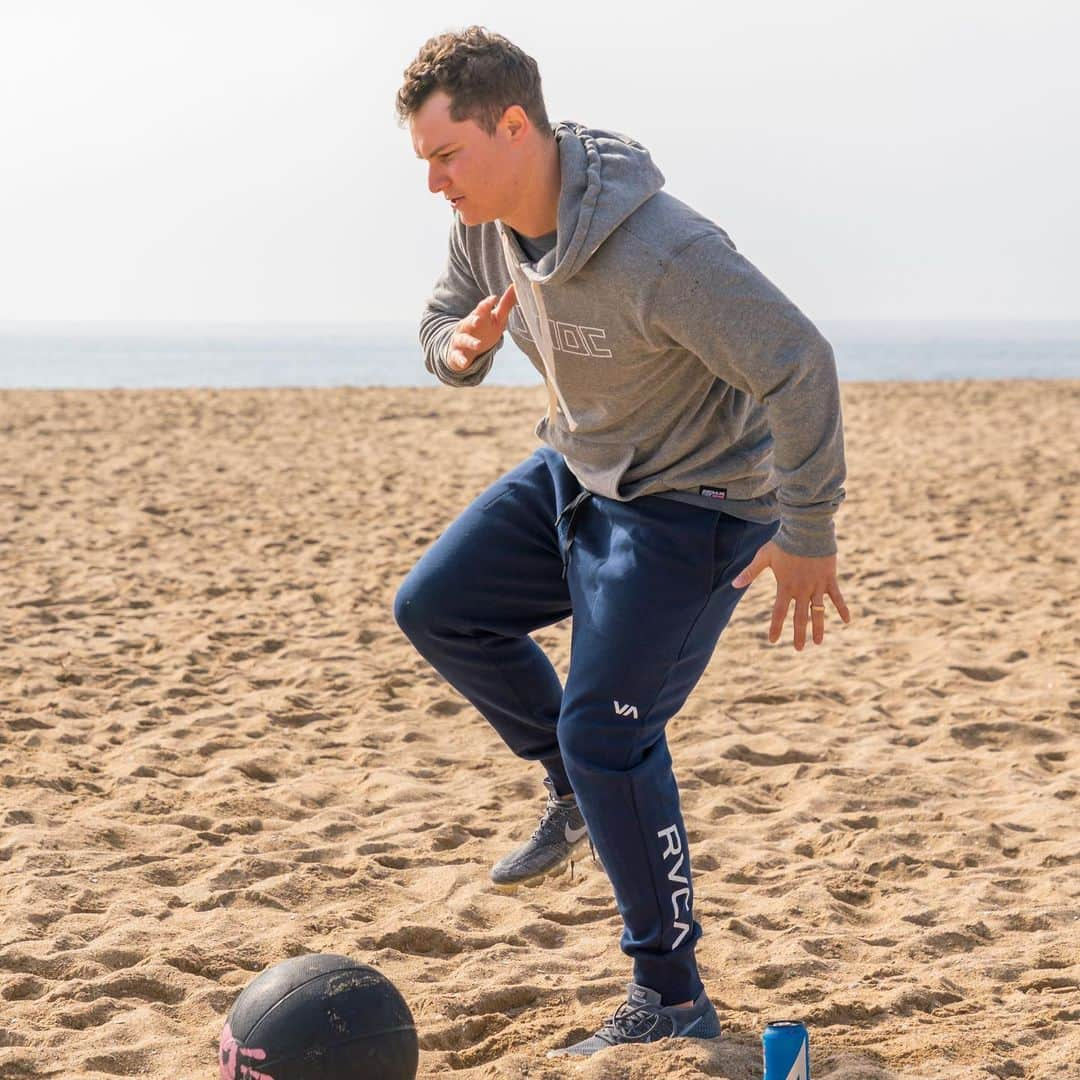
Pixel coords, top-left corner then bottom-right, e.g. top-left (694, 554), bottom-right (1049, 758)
top-left (441, 153), bottom-right (455, 162)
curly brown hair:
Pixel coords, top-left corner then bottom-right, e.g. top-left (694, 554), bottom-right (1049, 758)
top-left (396, 26), bottom-right (552, 138)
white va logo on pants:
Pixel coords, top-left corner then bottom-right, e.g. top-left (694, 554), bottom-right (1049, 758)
top-left (613, 700), bottom-right (638, 718)
top-left (656, 824), bottom-right (691, 948)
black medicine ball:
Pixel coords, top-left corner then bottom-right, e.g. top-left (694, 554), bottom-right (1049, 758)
top-left (219, 953), bottom-right (418, 1079)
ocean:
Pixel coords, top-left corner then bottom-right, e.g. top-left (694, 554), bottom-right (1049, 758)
top-left (0, 321), bottom-right (1077, 389)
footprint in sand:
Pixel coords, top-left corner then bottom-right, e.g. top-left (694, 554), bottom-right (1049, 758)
top-left (824, 873), bottom-right (877, 907)
top-left (371, 924), bottom-right (509, 957)
top-left (734, 691), bottom-right (796, 706)
top-left (163, 948), bottom-right (265, 980)
top-left (950, 720), bottom-right (1059, 749)
top-left (0, 950), bottom-right (72, 981)
top-left (86, 947), bottom-right (144, 972)
top-left (419, 1013), bottom-right (511, 1052)
top-left (1, 976), bottom-right (48, 1001)
top-left (206, 858), bottom-right (288, 891)
top-left (235, 760), bottom-right (278, 783)
top-left (85, 971), bottom-right (186, 1005)
top-left (517, 921), bottom-right (567, 949)
top-left (55, 1000), bottom-right (124, 1031)
top-left (82, 1048), bottom-right (152, 1076)
top-left (268, 709), bottom-right (329, 728)
top-left (749, 959), bottom-right (827, 988)
top-left (431, 824), bottom-right (477, 851)
top-left (442, 985), bottom-right (542, 1021)
top-left (948, 664), bottom-right (1009, 682)
top-left (917, 922), bottom-right (993, 958)
top-left (7, 717), bottom-right (52, 732)
top-left (541, 904), bottom-right (618, 927)
top-left (427, 698), bottom-right (467, 717)
top-left (723, 743), bottom-right (823, 767)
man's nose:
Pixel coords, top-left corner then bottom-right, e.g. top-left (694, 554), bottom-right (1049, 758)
top-left (428, 165), bottom-right (448, 195)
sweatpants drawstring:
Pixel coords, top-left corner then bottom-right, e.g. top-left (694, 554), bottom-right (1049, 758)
top-left (556, 489), bottom-right (593, 579)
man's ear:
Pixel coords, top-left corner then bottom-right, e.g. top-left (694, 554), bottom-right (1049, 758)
top-left (500, 104), bottom-right (529, 142)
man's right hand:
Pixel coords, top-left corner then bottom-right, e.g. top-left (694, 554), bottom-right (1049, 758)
top-left (447, 283), bottom-right (517, 372)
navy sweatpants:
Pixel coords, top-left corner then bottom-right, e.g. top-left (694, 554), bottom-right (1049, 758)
top-left (393, 447), bottom-right (779, 1004)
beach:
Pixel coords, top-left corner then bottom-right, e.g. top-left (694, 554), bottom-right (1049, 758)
top-left (0, 378), bottom-right (1076, 1079)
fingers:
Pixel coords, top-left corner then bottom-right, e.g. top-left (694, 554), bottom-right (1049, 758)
top-left (828, 581), bottom-right (851, 623)
top-left (761, 559), bottom-right (850, 650)
top-left (458, 289), bottom-right (515, 364)
top-left (769, 590), bottom-right (791, 644)
top-left (476, 288), bottom-right (515, 325)
top-left (493, 283), bottom-right (517, 325)
top-left (766, 584), bottom-right (850, 649)
top-left (793, 596), bottom-right (810, 651)
top-left (785, 585), bottom-right (850, 649)
top-left (732, 545), bottom-right (771, 589)
top-left (455, 331), bottom-right (482, 352)
top-left (452, 294), bottom-right (503, 372)
top-left (446, 346), bottom-right (472, 372)
top-left (461, 295), bottom-right (496, 332)
top-left (810, 594), bottom-right (825, 646)
top-left (446, 324), bottom-right (485, 371)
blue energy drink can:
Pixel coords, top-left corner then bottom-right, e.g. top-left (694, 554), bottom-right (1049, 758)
top-left (763, 1020), bottom-right (810, 1080)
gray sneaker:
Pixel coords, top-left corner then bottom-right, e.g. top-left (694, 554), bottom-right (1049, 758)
top-left (548, 982), bottom-right (722, 1058)
top-left (490, 778), bottom-right (589, 889)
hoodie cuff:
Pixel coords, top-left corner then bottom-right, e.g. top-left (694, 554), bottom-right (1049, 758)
top-left (428, 320), bottom-right (501, 387)
top-left (771, 515), bottom-right (838, 559)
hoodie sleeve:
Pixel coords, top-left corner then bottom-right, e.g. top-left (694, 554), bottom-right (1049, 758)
top-left (650, 232), bottom-right (846, 558)
top-left (420, 215), bottom-right (503, 387)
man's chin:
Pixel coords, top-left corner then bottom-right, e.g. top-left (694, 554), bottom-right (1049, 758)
top-left (456, 205), bottom-right (495, 227)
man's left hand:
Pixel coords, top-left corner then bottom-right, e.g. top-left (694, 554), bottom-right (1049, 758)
top-left (732, 541), bottom-right (850, 649)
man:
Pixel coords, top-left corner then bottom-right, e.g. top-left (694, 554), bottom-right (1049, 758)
top-left (393, 26), bottom-right (849, 1059)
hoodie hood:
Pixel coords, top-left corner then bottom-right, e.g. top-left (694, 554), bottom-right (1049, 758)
top-left (501, 122), bottom-right (665, 285)
top-left (497, 123), bottom-right (665, 429)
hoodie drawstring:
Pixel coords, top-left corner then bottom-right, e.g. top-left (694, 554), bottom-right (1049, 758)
top-left (530, 279), bottom-right (564, 429)
top-left (498, 226), bottom-right (576, 431)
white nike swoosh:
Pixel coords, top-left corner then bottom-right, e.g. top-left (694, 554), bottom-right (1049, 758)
top-left (565, 823), bottom-right (588, 843)
top-left (680, 1015), bottom-right (703, 1036)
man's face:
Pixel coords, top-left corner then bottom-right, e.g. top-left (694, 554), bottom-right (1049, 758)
top-left (410, 91), bottom-right (521, 227)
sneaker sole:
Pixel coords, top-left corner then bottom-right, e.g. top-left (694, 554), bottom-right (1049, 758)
top-left (547, 1033), bottom-right (722, 1059)
top-left (490, 840), bottom-right (589, 892)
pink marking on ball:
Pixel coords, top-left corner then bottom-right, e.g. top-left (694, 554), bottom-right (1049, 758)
top-left (219, 1020), bottom-right (274, 1080)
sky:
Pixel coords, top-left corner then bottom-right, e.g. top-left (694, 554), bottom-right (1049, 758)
top-left (1, 0), bottom-right (1077, 324)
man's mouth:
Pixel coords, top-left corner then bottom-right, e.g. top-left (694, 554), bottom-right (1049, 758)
top-left (449, 196), bottom-right (464, 208)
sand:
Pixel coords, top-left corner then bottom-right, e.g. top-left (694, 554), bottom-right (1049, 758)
top-left (0, 378), bottom-right (1076, 1079)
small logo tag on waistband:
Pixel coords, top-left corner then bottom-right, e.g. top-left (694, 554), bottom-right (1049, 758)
top-left (699, 485), bottom-right (728, 500)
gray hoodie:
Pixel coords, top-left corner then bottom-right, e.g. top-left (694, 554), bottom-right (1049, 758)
top-left (419, 121), bottom-right (846, 557)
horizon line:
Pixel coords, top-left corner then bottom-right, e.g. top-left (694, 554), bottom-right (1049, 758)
top-left (3, 317), bottom-right (1080, 331)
